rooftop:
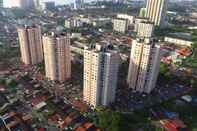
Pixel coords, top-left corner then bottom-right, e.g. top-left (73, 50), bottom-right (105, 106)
top-left (17, 25), bottom-right (40, 30)
top-left (85, 44), bottom-right (119, 54)
top-left (167, 32), bottom-right (192, 41)
top-left (43, 32), bottom-right (70, 39)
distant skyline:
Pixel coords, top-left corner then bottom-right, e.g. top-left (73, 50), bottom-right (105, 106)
top-left (4, 0), bottom-right (95, 7)
top-left (45, 0), bottom-right (94, 5)
top-left (4, 0), bottom-right (193, 8)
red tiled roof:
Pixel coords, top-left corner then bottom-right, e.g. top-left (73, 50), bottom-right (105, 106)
top-left (75, 127), bottom-right (86, 131)
top-left (38, 128), bottom-right (46, 131)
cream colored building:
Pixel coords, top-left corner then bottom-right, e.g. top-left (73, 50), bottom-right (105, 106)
top-left (83, 45), bottom-right (120, 107)
top-left (92, 18), bottom-right (111, 27)
top-left (164, 36), bottom-right (192, 47)
top-left (43, 33), bottom-right (71, 83)
top-left (134, 17), bottom-right (148, 32)
top-left (113, 18), bottom-right (128, 33)
top-left (145, 0), bottom-right (168, 27)
top-left (117, 14), bottom-right (134, 24)
top-left (127, 38), bottom-right (161, 93)
top-left (17, 25), bottom-right (43, 65)
top-left (64, 19), bottom-right (72, 28)
top-left (65, 19), bottom-right (83, 29)
top-left (139, 8), bottom-right (146, 17)
top-left (137, 21), bottom-right (154, 38)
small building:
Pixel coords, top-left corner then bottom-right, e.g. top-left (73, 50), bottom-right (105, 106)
top-left (71, 33), bottom-right (82, 39)
top-left (65, 19), bottom-right (83, 29)
top-left (42, 1), bottom-right (55, 10)
top-left (92, 18), bottom-right (111, 27)
top-left (164, 33), bottom-right (193, 47)
top-left (34, 101), bottom-right (47, 110)
top-left (113, 18), bottom-right (128, 33)
top-left (181, 95), bottom-right (192, 103)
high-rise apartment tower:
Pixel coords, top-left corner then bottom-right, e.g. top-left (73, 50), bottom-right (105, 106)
top-left (145, 0), bottom-right (168, 27)
top-left (83, 44), bottom-right (120, 107)
top-left (43, 33), bottom-right (71, 83)
top-left (17, 25), bottom-right (43, 65)
top-left (127, 38), bottom-right (161, 93)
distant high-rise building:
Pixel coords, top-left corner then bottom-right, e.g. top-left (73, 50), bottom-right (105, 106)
top-left (42, 1), bottom-right (55, 10)
top-left (75, 0), bottom-right (84, 10)
top-left (26, 0), bottom-right (34, 8)
top-left (64, 19), bottom-right (83, 29)
top-left (17, 25), bottom-right (43, 65)
top-left (137, 21), bottom-right (154, 38)
top-left (34, 0), bottom-right (42, 10)
top-left (112, 0), bottom-right (116, 4)
top-left (112, 0), bottom-right (125, 4)
top-left (43, 33), bottom-right (71, 83)
top-left (117, 0), bottom-right (125, 4)
top-left (83, 44), bottom-right (120, 107)
top-left (9, 0), bottom-right (22, 8)
top-left (139, 8), bottom-right (146, 17)
top-left (10, 0), bottom-right (34, 8)
top-left (0, 0), bottom-right (3, 8)
top-left (34, 0), bottom-right (55, 10)
top-left (145, 0), bottom-right (168, 27)
top-left (127, 38), bottom-right (161, 93)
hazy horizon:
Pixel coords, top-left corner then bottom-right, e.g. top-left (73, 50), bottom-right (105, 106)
top-left (4, 0), bottom-right (95, 7)
top-left (4, 0), bottom-right (193, 8)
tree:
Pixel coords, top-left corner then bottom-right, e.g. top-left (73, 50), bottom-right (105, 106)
top-left (111, 112), bottom-right (121, 131)
top-left (6, 78), bottom-right (17, 88)
top-left (96, 110), bottom-right (151, 131)
top-left (97, 111), bottom-right (112, 130)
top-left (37, 62), bottom-right (45, 74)
top-left (0, 78), bottom-right (5, 85)
top-left (159, 63), bottom-right (169, 75)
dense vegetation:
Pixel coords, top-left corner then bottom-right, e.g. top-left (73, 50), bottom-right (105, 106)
top-left (86, 108), bottom-right (164, 131)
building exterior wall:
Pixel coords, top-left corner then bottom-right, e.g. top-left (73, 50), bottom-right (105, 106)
top-left (127, 38), bottom-right (161, 94)
top-left (75, 0), bottom-right (84, 10)
top-left (145, 0), bottom-right (168, 27)
top-left (137, 22), bottom-right (154, 38)
top-left (17, 25), bottom-right (43, 65)
top-left (83, 49), bottom-right (101, 107)
top-left (113, 19), bottom-right (128, 33)
top-left (43, 34), bottom-right (71, 83)
top-left (65, 20), bottom-right (71, 28)
top-left (0, 0), bottom-right (3, 8)
top-left (134, 17), bottom-right (148, 32)
top-left (101, 53), bottom-right (120, 106)
top-left (145, 44), bottom-right (161, 93)
top-left (92, 18), bottom-right (111, 27)
top-left (65, 19), bottom-right (83, 29)
top-left (117, 14), bottom-right (134, 24)
top-left (42, 2), bottom-right (55, 10)
top-left (164, 37), bottom-right (192, 47)
top-left (83, 46), bottom-right (120, 107)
